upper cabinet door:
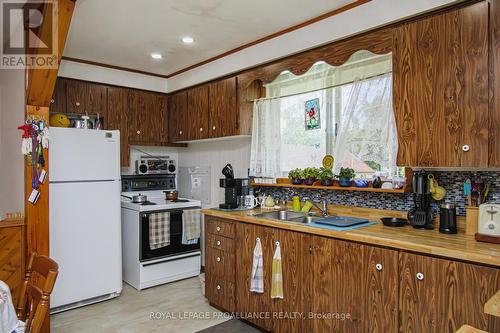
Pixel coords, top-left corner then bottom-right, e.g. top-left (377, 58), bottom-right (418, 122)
top-left (393, 2), bottom-right (489, 167)
top-left (50, 79), bottom-right (66, 114)
top-left (209, 77), bottom-right (238, 138)
top-left (168, 91), bottom-right (188, 142)
top-left (106, 86), bottom-right (130, 167)
top-left (187, 84), bottom-right (209, 140)
top-left (66, 79), bottom-right (107, 115)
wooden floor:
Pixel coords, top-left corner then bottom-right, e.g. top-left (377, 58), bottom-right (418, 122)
top-left (51, 277), bottom-right (230, 333)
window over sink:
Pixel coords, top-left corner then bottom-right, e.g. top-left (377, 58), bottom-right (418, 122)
top-left (249, 50), bottom-right (401, 180)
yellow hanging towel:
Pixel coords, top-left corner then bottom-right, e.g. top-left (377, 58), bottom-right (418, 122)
top-left (271, 241), bottom-right (284, 299)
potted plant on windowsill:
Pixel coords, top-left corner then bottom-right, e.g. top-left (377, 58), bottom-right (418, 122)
top-left (303, 167), bottom-right (320, 185)
top-left (337, 167), bottom-right (356, 187)
top-left (288, 168), bottom-right (304, 185)
top-left (319, 167), bottom-right (335, 186)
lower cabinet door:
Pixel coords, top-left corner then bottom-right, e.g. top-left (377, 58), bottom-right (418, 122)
top-left (235, 223), bottom-right (309, 333)
top-left (310, 236), bottom-right (399, 333)
top-left (206, 275), bottom-right (235, 312)
top-left (399, 252), bottom-right (500, 333)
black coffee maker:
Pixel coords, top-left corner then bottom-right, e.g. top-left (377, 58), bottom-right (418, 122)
top-left (219, 164), bottom-right (249, 209)
top-left (408, 170), bottom-right (434, 229)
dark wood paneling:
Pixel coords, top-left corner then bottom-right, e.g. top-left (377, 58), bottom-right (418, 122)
top-left (209, 77), bottom-right (238, 137)
top-left (399, 252), bottom-right (500, 333)
top-left (187, 84), bottom-right (209, 140)
top-left (106, 86), bottom-right (130, 167)
top-left (168, 91), bottom-right (188, 142)
top-left (86, 83), bottom-right (107, 117)
top-left (490, 0), bottom-right (500, 167)
top-left (393, 3), bottom-right (489, 167)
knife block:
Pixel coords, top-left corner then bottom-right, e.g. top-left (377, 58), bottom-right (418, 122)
top-left (466, 206), bottom-right (479, 236)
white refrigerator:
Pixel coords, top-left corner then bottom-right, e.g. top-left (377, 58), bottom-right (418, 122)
top-left (49, 128), bottom-right (122, 312)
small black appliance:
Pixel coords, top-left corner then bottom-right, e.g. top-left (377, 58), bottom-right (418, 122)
top-left (439, 203), bottom-right (457, 234)
top-left (219, 164), bottom-right (249, 209)
top-left (408, 170), bottom-right (434, 229)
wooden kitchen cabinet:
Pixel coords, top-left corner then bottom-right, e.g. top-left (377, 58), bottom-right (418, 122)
top-left (209, 77), bottom-right (238, 137)
top-left (168, 91), bottom-right (188, 142)
top-left (106, 86), bottom-right (130, 167)
top-left (49, 78), bottom-right (66, 114)
top-left (66, 79), bottom-right (107, 115)
top-left (234, 223), bottom-right (309, 333)
top-left (310, 235), bottom-right (399, 333)
top-left (128, 90), bottom-right (168, 145)
top-left (205, 217), bottom-right (237, 312)
top-left (399, 252), bottom-right (500, 333)
top-left (393, 2), bottom-right (489, 167)
top-left (187, 84), bottom-right (210, 140)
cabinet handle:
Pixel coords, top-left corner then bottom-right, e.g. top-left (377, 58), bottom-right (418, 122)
top-left (200, 127), bottom-right (204, 132)
top-left (216, 257), bottom-right (221, 262)
top-left (416, 272), bottom-right (424, 281)
top-left (136, 130), bottom-right (141, 135)
top-left (462, 145), bottom-right (470, 152)
top-left (216, 240), bottom-right (221, 246)
top-left (375, 263), bottom-right (383, 271)
top-left (179, 130), bottom-right (183, 135)
top-left (76, 102), bottom-right (80, 107)
top-left (212, 125), bottom-right (216, 130)
top-left (216, 226), bottom-right (221, 232)
top-left (216, 285), bottom-right (221, 291)
top-left (50, 99), bottom-right (55, 104)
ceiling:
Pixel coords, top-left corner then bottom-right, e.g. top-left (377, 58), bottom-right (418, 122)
top-left (63, 0), bottom-right (357, 77)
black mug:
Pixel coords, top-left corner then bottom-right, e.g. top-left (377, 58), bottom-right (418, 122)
top-left (439, 204), bottom-right (457, 234)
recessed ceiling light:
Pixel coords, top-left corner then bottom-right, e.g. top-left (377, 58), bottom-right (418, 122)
top-left (151, 53), bottom-right (162, 60)
top-left (181, 36), bottom-right (194, 44)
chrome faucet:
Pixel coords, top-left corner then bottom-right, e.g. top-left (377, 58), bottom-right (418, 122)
top-left (312, 199), bottom-right (329, 217)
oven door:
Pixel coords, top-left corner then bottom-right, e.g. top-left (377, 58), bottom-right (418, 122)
top-left (140, 208), bottom-right (201, 262)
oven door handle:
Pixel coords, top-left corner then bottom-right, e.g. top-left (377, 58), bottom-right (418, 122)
top-left (142, 252), bottom-right (200, 267)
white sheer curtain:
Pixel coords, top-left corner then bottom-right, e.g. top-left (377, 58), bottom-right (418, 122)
top-left (249, 98), bottom-right (282, 178)
top-left (332, 73), bottom-right (397, 175)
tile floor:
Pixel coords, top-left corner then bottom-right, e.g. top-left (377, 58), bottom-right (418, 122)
top-left (51, 277), bottom-right (231, 333)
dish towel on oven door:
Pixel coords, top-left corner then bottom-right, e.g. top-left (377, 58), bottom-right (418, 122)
top-left (250, 237), bottom-right (264, 293)
top-left (149, 212), bottom-right (170, 250)
top-left (271, 241), bottom-right (283, 299)
top-left (182, 209), bottom-right (201, 245)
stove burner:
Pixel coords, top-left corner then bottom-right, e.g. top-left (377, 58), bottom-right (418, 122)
top-left (137, 201), bottom-right (157, 206)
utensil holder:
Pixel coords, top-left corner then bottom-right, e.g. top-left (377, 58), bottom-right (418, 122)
top-left (465, 206), bottom-right (479, 235)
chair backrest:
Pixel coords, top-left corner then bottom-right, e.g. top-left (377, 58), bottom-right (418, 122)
top-left (16, 252), bottom-right (59, 333)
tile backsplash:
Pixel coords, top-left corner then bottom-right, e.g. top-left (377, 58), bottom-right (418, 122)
top-left (257, 171), bottom-right (500, 216)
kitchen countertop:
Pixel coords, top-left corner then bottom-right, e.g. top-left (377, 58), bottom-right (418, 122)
top-left (202, 207), bottom-right (500, 267)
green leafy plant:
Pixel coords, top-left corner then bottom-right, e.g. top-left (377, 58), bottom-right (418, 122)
top-left (338, 167), bottom-right (356, 180)
top-left (319, 167), bottom-right (334, 180)
top-left (288, 168), bottom-right (304, 179)
top-left (303, 167), bottom-right (320, 180)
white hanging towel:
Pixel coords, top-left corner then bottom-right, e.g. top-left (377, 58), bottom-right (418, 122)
top-left (271, 241), bottom-right (284, 299)
top-left (250, 237), bottom-right (264, 293)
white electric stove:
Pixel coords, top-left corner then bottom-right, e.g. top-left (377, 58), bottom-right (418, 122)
top-left (121, 174), bottom-right (202, 290)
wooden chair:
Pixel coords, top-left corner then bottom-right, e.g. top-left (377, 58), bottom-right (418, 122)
top-left (15, 252), bottom-right (59, 333)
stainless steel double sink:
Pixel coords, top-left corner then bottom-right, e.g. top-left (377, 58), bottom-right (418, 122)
top-left (253, 210), bottom-right (318, 224)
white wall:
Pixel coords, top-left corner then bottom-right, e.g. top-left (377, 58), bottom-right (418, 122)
top-left (0, 69), bottom-right (26, 219)
top-left (178, 137), bottom-right (251, 207)
top-left (167, 0), bottom-right (457, 91)
top-left (58, 60), bottom-right (168, 93)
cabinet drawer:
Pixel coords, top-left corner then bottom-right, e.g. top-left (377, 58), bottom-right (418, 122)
top-left (206, 233), bottom-right (234, 253)
top-left (206, 218), bottom-right (235, 238)
top-left (206, 248), bottom-right (235, 282)
top-left (206, 276), bottom-right (235, 312)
